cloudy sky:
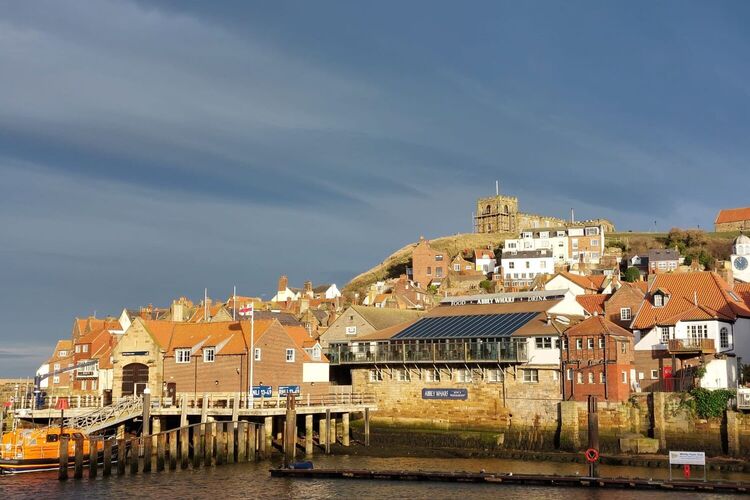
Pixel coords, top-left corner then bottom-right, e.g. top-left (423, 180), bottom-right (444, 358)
top-left (1, 1), bottom-right (749, 376)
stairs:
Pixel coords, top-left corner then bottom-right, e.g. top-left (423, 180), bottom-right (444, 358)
top-left (63, 396), bottom-right (144, 434)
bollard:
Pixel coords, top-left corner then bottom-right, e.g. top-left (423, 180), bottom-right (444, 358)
top-left (103, 439), bottom-right (112, 476)
top-left (74, 435), bottom-right (84, 479)
top-left (169, 431), bottom-right (177, 470)
top-left (88, 437), bottom-right (98, 478)
top-left (157, 432), bottom-right (166, 471)
top-left (59, 435), bottom-right (70, 480)
top-left (117, 438), bottom-right (126, 475)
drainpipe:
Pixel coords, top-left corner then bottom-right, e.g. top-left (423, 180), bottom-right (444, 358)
top-left (603, 334), bottom-right (608, 401)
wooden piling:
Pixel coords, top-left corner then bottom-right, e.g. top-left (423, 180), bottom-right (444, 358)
top-left (227, 421), bottom-right (236, 464)
top-left (258, 423), bottom-right (266, 459)
top-left (330, 417), bottom-right (337, 445)
top-left (305, 414), bottom-right (313, 456)
top-left (249, 423), bottom-right (257, 461)
top-left (237, 421), bottom-right (247, 462)
top-left (130, 438), bottom-right (139, 474)
top-left (587, 395), bottom-right (599, 478)
top-left (193, 425), bottom-right (202, 468)
top-left (58, 435), bottom-right (69, 480)
top-left (180, 394), bottom-right (188, 427)
top-left (88, 437), bottom-right (98, 478)
top-left (216, 423), bottom-right (225, 466)
top-left (143, 434), bottom-right (153, 472)
top-left (180, 427), bottom-right (189, 469)
top-left (168, 431), bottom-right (177, 470)
top-left (117, 438), bottom-right (126, 475)
top-left (201, 392), bottom-right (208, 423)
top-left (342, 413), bottom-right (350, 447)
top-left (264, 416), bottom-right (273, 457)
top-left (204, 422), bottom-right (214, 466)
top-left (325, 409), bottom-right (331, 454)
top-left (364, 408), bottom-right (370, 446)
top-left (157, 432), bottom-right (166, 471)
top-left (74, 435), bottom-right (84, 479)
top-left (284, 394), bottom-right (296, 467)
top-left (103, 439), bottom-right (112, 476)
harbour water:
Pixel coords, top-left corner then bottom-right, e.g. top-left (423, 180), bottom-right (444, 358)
top-left (2, 455), bottom-right (748, 499)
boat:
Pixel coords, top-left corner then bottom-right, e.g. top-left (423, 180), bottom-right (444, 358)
top-left (0, 427), bottom-right (103, 474)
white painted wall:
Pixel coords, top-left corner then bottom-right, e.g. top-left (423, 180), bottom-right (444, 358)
top-left (526, 336), bottom-right (561, 366)
top-left (701, 358), bottom-right (737, 389)
top-left (505, 235), bottom-right (569, 263)
top-left (634, 320), bottom-right (735, 353)
top-left (324, 284), bottom-right (342, 300)
top-left (36, 363), bottom-right (49, 389)
top-left (545, 275), bottom-right (586, 296)
top-left (732, 318), bottom-right (750, 362)
top-left (303, 362), bottom-right (330, 383)
top-left (502, 254), bottom-right (555, 286)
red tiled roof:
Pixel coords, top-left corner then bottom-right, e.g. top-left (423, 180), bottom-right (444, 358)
top-left (140, 320), bottom-right (177, 348)
top-left (168, 321), bottom-right (249, 355)
top-left (631, 272), bottom-right (750, 329)
top-left (474, 248), bottom-right (495, 259)
top-left (576, 294), bottom-right (608, 315)
top-left (558, 272), bottom-right (600, 291)
top-left (715, 207), bottom-right (750, 224)
top-left (565, 315), bottom-right (633, 338)
top-left (735, 282), bottom-right (750, 307)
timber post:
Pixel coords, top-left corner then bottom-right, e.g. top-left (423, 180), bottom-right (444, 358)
top-left (364, 408), bottom-right (370, 446)
top-left (103, 439), bottom-right (113, 476)
top-left (117, 438), bottom-right (127, 475)
top-left (284, 394), bottom-right (296, 467)
top-left (325, 409), bottom-right (331, 454)
top-left (264, 416), bottom-right (273, 457)
top-left (227, 420), bottom-right (236, 464)
top-left (180, 426), bottom-right (189, 469)
top-left (258, 423), bottom-right (267, 459)
top-left (201, 393), bottom-right (209, 423)
top-left (249, 422), bottom-right (257, 460)
top-left (204, 422), bottom-right (214, 466)
top-left (587, 395), bottom-right (599, 478)
top-left (237, 421), bottom-right (247, 462)
top-left (168, 431), bottom-right (177, 470)
top-left (179, 394), bottom-right (188, 427)
top-left (342, 413), bottom-right (350, 447)
top-left (216, 423), bottom-right (225, 466)
top-left (305, 414), bottom-right (314, 456)
top-left (192, 425), bottom-right (202, 468)
top-left (74, 435), bottom-right (84, 479)
top-left (157, 432), bottom-right (166, 471)
top-left (130, 438), bottom-right (139, 474)
top-left (88, 437), bottom-right (98, 478)
top-left (143, 434), bottom-right (153, 473)
top-left (58, 435), bottom-right (70, 480)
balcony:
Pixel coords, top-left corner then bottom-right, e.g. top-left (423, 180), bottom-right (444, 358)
top-left (667, 338), bottom-right (716, 355)
top-left (328, 339), bottom-right (528, 365)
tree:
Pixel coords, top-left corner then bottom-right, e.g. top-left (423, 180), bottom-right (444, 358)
top-left (624, 267), bottom-right (641, 282)
top-left (479, 280), bottom-right (495, 293)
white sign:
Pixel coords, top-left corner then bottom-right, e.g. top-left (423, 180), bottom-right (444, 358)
top-left (669, 451), bottom-right (705, 466)
top-left (345, 326), bottom-right (357, 334)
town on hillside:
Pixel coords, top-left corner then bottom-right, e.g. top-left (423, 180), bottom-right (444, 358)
top-left (10, 192), bottom-right (750, 443)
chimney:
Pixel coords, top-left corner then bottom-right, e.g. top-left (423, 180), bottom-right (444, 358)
top-left (571, 208), bottom-right (575, 224)
top-left (496, 180), bottom-right (499, 196)
top-left (171, 300), bottom-right (185, 322)
top-left (278, 275), bottom-right (288, 292)
top-left (304, 280), bottom-right (313, 298)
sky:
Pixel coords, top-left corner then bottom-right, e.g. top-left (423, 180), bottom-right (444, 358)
top-left (1, 1), bottom-right (749, 376)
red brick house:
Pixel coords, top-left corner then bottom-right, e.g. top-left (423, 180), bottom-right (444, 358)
top-left (561, 316), bottom-right (634, 402)
top-left (411, 237), bottom-right (448, 288)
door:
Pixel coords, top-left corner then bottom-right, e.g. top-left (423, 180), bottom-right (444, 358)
top-left (122, 363), bottom-right (149, 396)
top-left (166, 382), bottom-right (177, 406)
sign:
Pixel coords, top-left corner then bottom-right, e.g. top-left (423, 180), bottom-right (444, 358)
top-left (251, 385), bottom-right (272, 398)
top-left (669, 451), bottom-right (705, 466)
top-left (122, 351), bottom-right (149, 356)
top-left (443, 292), bottom-right (565, 307)
top-left (345, 326), bottom-right (357, 334)
top-left (279, 385), bottom-right (300, 396)
top-left (421, 388), bottom-right (468, 400)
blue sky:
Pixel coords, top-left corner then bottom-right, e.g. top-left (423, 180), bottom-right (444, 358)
top-left (1, 1), bottom-right (749, 376)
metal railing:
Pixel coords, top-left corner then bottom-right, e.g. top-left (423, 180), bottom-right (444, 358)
top-left (328, 339), bottom-right (528, 365)
top-left (62, 396), bottom-right (144, 434)
top-left (175, 392), bottom-right (377, 410)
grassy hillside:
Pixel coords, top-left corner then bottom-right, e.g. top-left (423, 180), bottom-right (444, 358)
top-left (345, 230), bottom-right (741, 296)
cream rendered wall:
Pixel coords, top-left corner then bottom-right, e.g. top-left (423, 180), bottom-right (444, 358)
top-left (302, 362), bottom-right (330, 383)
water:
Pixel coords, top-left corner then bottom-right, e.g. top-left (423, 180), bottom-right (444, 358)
top-left (1, 455), bottom-right (747, 499)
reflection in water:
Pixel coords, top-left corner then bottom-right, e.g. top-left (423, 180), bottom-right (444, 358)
top-left (1, 455), bottom-right (746, 499)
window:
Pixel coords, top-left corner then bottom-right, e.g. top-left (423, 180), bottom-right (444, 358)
top-left (53, 376), bottom-right (60, 384)
top-left (566, 368), bottom-right (573, 381)
top-left (59, 350), bottom-right (68, 357)
top-left (621, 371), bottom-right (627, 383)
top-left (576, 339), bottom-right (583, 350)
top-left (487, 368), bottom-right (503, 382)
top-left (525, 261), bottom-right (530, 269)
top-left (426, 266), bottom-right (432, 275)
top-left (54, 363), bottom-right (60, 371)
top-left (650, 369), bottom-right (659, 380)
top-left (588, 372), bottom-right (594, 384)
top-left (587, 338), bottom-right (594, 349)
top-left (638, 372), bottom-right (644, 380)
top-left (435, 255), bottom-right (443, 261)
top-left (75, 345), bottom-right (81, 353)
top-left (660, 326), bottom-right (670, 344)
top-left (598, 338), bottom-right (605, 349)
top-left (81, 380), bottom-right (87, 390)
top-left (687, 324), bottom-right (708, 340)
top-left (535, 337), bottom-right (553, 349)
top-left (285, 348), bottom-right (295, 362)
top-left (620, 342), bottom-right (627, 354)
top-left (591, 239), bottom-right (599, 247)
top-left (599, 372), bottom-right (605, 383)
top-left (425, 368), bottom-right (440, 382)
top-left (254, 348), bottom-right (261, 361)
top-left (454, 264), bottom-right (461, 272)
top-left (620, 308), bottom-right (631, 321)
top-left (508, 262), bottom-right (515, 269)
top-left (521, 369), bottom-right (539, 383)
top-left (654, 294), bottom-right (663, 307)
top-left (396, 368), bottom-right (410, 382)
top-left (541, 261), bottom-right (547, 268)
top-left (435, 267), bottom-right (443, 277)
top-left (369, 369), bottom-right (383, 382)
top-left (91, 380), bottom-right (97, 391)
top-left (552, 371), bottom-right (559, 381)
top-left (720, 327), bottom-right (730, 349)
top-left (175, 349), bottom-right (191, 364)
top-left (456, 368), bottom-right (472, 383)
top-left (562, 339), bottom-right (568, 350)
top-left (577, 372), bottom-right (583, 384)
top-left (311, 346), bottom-right (322, 360)
top-left (345, 326), bottom-right (357, 335)
top-left (203, 347), bottom-right (215, 363)
top-left (585, 227), bottom-right (599, 236)
top-left (82, 345), bottom-right (89, 353)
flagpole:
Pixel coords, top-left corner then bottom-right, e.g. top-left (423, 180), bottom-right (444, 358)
top-left (233, 285), bottom-right (236, 321)
top-left (249, 302), bottom-right (254, 409)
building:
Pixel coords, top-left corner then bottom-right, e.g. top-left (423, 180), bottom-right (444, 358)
top-left (319, 305), bottom-right (425, 349)
top-left (505, 228), bottom-right (570, 264)
top-left (327, 290), bottom-right (587, 430)
top-left (602, 282), bottom-right (647, 331)
top-left (474, 248), bottom-right (497, 274)
top-left (411, 237), bottom-right (448, 288)
top-left (272, 275), bottom-right (302, 303)
top-left (561, 316), bottom-right (634, 402)
top-left (715, 207), bottom-right (750, 232)
top-left (630, 272), bottom-right (750, 391)
top-left (567, 224), bottom-right (605, 265)
top-left (545, 271), bottom-right (616, 296)
top-left (500, 248), bottom-right (554, 290)
top-left (730, 234), bottom-right (750, 283)
top-left (43, 340), bottom-right (74, 392)
top-left (473, 193), bottom-right (519, 233)
top-left (647, 248), bottom-right (680, 274)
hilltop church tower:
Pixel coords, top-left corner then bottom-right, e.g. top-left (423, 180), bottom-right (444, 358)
top-left (473, 182), bottom-right (519, 234)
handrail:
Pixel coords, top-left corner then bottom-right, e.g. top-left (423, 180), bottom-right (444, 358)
top-left (60, 396), bottom-right (144, 434)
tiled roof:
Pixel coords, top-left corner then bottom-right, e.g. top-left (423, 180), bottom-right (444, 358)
top-left (474, 248), bottom-right (495, 259)
top-left (735, 282), bottom-right (750, 307)
top-left (168, 321), bottom-right (250, 355)
top-left (576, 294), bottom-right (608, 315)
top-left (350, 305), bottom-right (425, 330)
top-left (140, 320), bottom-right (177, 348)
top-left (647, 248), bottom-right (680, 261)
top-left (565, 315), bottom-right (633, 337)
top-left (715, 207), bottom-right (750, 224)
top-left (557, 271), bottom-right (600, 291)
top-left (282, 325), bottom-right (324, 362)
top-left (631, 272), bottom-right (750, 329)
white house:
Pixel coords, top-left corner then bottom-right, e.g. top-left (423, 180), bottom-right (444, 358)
top-left (505, 229), bottom-right (570, 264)
top-left (36, 363), bottom-right (49, 389)
top-left (631, 272), bottom-right (750, 390)
top-left (474, 248), bottom-right (497, 274)
top-left (501, 249), bottom-right (555, 288)
top-left (314, 284), bottom-right (341, 300)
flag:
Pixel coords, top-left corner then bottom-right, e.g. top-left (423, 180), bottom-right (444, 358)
top-left (239, 303), bottom-right (254, 317)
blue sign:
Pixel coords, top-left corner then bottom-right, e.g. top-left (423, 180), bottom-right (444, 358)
top-left (251, 385), bottom-right (272, 398)
top-left (278, 385), bottom-right (300, 396)
top-left (422, 388), bottom-right (468, 400)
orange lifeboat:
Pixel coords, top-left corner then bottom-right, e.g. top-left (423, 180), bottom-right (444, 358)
top-left (0, 427), bottom-right (102, 474)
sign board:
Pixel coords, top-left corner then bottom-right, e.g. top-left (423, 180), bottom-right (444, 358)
top-left (122, 351), bottom-right (149, 356)
top-left (669, 451), bottom-right (706, 466)
top-left (251, 385), bottom-right (272, 398)
top-left (279, 385), bottom-right (301, 396)
top-left (421, 388), bottom-right (468, 400)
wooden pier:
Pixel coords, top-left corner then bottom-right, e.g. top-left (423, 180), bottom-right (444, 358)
top-left (269, 468), bottom-right (749, 494)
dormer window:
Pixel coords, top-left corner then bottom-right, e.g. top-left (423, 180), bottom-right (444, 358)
top-left (654, 295), bottom-right (663, 307)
